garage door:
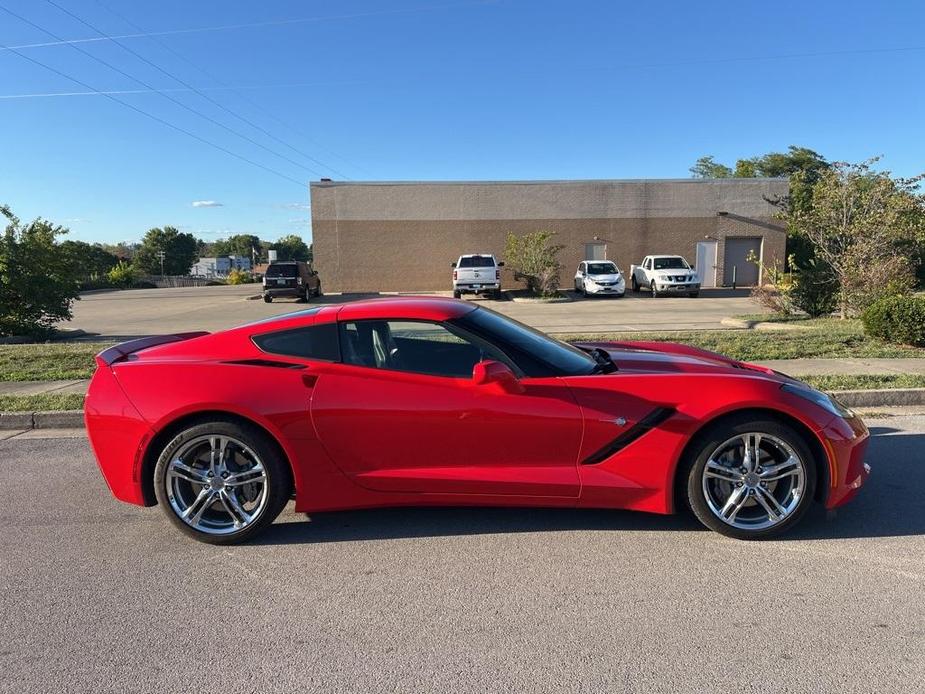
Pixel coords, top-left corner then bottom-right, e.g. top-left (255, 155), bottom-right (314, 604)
top-left (723, 238), bottom-right (761, 286)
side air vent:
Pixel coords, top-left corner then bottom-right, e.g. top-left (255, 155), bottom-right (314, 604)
top-left (223, 359), bottom-right (306, 370)
top-left (582, 407), bottom-right (676, 465)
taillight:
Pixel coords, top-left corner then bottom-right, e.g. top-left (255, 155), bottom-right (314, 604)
top-left (453, 270), bottom-right (457, 280)
top-left (297, 277), bottom-right (303, 285)
top-left (496, 269), bottom-right (500, 280)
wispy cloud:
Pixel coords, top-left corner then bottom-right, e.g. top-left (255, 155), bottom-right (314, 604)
top-left (62, 217), bottom-right (90, 223)
top-left (192, 200), bottom-right (223, 208)
top-left (280, 202), bottom-right (311, 210)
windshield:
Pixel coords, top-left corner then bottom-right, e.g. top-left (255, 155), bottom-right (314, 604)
top-left (653, 257), bottom-right (689, 270)
top-left (266, 264), bottom-right (299, 277)
top-left (454, 306), bottom-right (596, 377)
top-left (587, 262), bottom-right (618, 275)
top-left (458, 256), bottom-right (495, 268)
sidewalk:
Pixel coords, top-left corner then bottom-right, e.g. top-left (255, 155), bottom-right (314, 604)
top-left (2, 357), bottom-right (924, 398)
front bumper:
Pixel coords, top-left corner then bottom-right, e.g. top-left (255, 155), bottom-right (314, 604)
top-left (585, 282), bottom-right (625, 295)
top-left (655, 282), bottom-right (700, 292)
top-left (820, 415), bottom-right (871, 508)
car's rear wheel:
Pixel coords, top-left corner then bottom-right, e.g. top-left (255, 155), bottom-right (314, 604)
top-left (153, 420), bottom-right (292, 544)
top-left (684, 417), bottom-right (816, 540)
top-left (631, 277), bottom-right (639, 293)
top-left (453, 290), bottom-right (461, 299)
top-left (263, 295), bottom-right (272, 303)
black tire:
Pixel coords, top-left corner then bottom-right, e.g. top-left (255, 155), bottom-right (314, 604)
top-left (453, 290), bottom-right (462, 299)
top-left (153, 419), bottom-right (292, 545)
top-left (682, 416), bottom-right (817, 540)
top-left (651, 282), bottom-right (658, 298)
top-left (263, 295), bottom-right (272, 303)
top-left (631, 277), bottom-right (639, 293)
top-left (689, 291), bottom-right (700, 298)
top-left (314, 283), bottom-right (323, 297)
top-left (493, 289), bottom-right (503, 300)
top-left (297, 290), bottom-right (308, 303)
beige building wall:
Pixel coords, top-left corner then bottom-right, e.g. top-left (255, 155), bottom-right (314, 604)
top-left (310, 179), bottom-right (788, 293)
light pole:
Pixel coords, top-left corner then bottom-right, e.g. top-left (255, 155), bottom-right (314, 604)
top-left (156, 250), bottom-right (166, 277)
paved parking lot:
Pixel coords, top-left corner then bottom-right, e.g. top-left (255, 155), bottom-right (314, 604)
top-left (62, 285), bottom-right (758, 339)
top-left (2, 417), bottom-right (922, 693)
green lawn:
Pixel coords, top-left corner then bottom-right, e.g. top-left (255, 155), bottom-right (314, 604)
top-left (0, 393), bottom-right (86, 412)
top-left (561, 318), bottom-right (925, 361)
top-left (0, 342), bottom-right (112, 381)
top-left (801, 374), bottom-right (925, 391)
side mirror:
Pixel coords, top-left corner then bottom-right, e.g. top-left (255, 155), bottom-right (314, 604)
top-left (472, 360), bottom-right (523, 392)
top-left (451, 262), bottom-right (457, 268)
top-left (497, 261), bottom-right (505, 267)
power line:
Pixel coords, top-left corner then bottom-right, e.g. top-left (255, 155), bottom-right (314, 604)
top-left (0, 1), bottom-right (499, 52)
top-left (0, 79), bottom-right (366, 100)
top-left (0, 2), bottom-right (327, 179)
top-left (0, 36), bottom-right (306, 188)
top-left (87, 0), bottom-right (357, 179)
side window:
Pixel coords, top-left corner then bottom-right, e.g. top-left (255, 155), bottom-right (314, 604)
top-left (340, 319), bottom-right (515, 378)
top-left (644, 258), bottom-right (651, 270)
top-left (252, 323), bottom-right (340, 361)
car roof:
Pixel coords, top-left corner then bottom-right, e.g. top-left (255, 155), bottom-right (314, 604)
top-left (333, 296), bottom-right (477, 322)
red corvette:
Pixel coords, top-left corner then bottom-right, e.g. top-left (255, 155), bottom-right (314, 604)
top-left (85, 297), bottom-right (870, 544)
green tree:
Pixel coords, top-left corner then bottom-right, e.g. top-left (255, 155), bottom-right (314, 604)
top-left (134, 226), bottom-right (198, 275)
top-left (690, 156), bottom-right (732, 178)
top-left (780, 158), bottom-right (925, 318)
top-left (270, 234), bottom-right (310, 262)
top-left (504, 230), bottom-right (565, 297)
top-left (0, 205), bottom-right (81, 337)
top-left (211, 234), bottom-right (260, 260)
top-left (59, 240), bottom-right (119, 281)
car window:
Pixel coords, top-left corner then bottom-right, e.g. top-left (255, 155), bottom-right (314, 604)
top-left (458, 256), bottom-right (495, 268)
top-left (265, 264), bottom-right (299, 277)
top-left (339, 319), bottom-right (514, 378)
top-left (586, 262), bottom-right (618, 274)
top-left (643, 259), bottom-right (651, 269)
top-left (653, 257), bottom-right (689, 270)
top-left (252, 323), bottom-right (340, 361)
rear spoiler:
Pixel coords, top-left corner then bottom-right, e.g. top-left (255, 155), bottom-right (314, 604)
top-left (95, 332), bottom-right (209, 367)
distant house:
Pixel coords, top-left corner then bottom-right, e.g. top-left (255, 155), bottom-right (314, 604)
top-left (190, 255), bottom-right (252, 278)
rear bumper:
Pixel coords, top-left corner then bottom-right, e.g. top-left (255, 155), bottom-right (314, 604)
top-left (264, 286), bottom-right (303, 297)
top-left (821, 415), bottom-right (871, 509)
top-left (455, 283), bottom-right (500, 293)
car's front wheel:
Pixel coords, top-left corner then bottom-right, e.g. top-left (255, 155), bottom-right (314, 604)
top-left (684, 417), bottom-right (817, 540)
top-left (631, 277), bottom-right (639, 292)
top-left (153, 420), bottom-right (292, 544)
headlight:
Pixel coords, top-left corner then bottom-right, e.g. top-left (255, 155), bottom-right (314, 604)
top-left (781, 383), bottom-right (854, 418)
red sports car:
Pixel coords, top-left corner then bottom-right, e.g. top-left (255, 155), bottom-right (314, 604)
top-left (85, 297), bottom-right (870, 544)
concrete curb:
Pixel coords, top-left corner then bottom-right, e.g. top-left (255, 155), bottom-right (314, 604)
top-left (831, 388), bottom-right (925, 408)
top-left (3, 389), bottom-right (925, 429)
top-left (719, 317), bottom-right (810, 331)
top-left (509, 295), bottom-right (573, 304)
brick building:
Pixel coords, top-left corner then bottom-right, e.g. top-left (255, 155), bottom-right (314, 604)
top-left (310, 178), bottom-right (788, 293)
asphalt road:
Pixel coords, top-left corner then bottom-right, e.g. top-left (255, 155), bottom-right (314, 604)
top-left (62, 285), bottom-right (759, 339)
top-left (2, 417), bottom-right (923, 694)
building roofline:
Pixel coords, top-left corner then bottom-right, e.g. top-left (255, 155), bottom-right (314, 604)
top-left (310, 177), bottom-right (786, 187)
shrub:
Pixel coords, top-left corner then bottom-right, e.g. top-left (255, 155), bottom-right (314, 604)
top-left (790, 257), bottom-right (838, 317)
top-left (504, 230), bottom-right (564, 297)
top-left (226, 268), bottom-right (253, 285)
top-left (0, 206), bottom-right (80, 338)
top-left (862, 295), bottom-right (925, 347)
top-left (747, 253), bottom-right (794, 315)
top-left (106, 260), bottom-right (137, 288)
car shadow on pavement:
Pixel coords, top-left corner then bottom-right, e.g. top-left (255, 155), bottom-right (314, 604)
top-left (256, 506), bottom-right (703, 545)
top-left (256, 427), bottom-right (924, 545)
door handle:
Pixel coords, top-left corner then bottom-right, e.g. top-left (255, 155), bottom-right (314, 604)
top-left (302, 374), bottom-right (318, 388)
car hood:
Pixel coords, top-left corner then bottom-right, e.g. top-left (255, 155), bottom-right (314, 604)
top-left (574, 340), bottom-right (789, 381)
top-left (586, 273), bottom-right (623, 282)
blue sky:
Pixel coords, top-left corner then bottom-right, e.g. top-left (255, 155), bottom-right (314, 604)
top-left (1, 0), bottom-right (924, 244)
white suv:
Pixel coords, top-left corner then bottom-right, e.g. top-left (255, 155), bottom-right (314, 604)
top-left (452, 254), bottom-right (503, 299)
top-left (574, 260), bottom-right (626, 297)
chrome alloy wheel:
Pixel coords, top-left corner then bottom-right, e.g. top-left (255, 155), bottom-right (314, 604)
top-left (165, 434), bottom-right (269, 535)
top-left (701, 432), bottom-right (806, 531)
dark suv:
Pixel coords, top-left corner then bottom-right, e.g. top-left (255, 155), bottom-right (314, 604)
top-left (262, 261), bottom-right (322, 303)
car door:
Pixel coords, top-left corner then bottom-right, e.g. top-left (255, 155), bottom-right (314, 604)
top-left (309, 318), bottom-right (583, 498)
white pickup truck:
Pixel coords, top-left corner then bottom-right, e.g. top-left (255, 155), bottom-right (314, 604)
top-left (452, 254), bottom-right (504, 299)
top-left (630, 255), bottom-right (700, 297)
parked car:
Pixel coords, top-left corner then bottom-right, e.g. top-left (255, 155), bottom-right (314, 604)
top-left (85, 297), bottom-right (869, 544)
top-left (574, 260), bottom-right (625, 297)
top-left (262, 261), bottom-right (321, 303)
top-left (630, 255), bottom-right (700, 297)
top-left (452, 254), bottom-right (503, 299)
